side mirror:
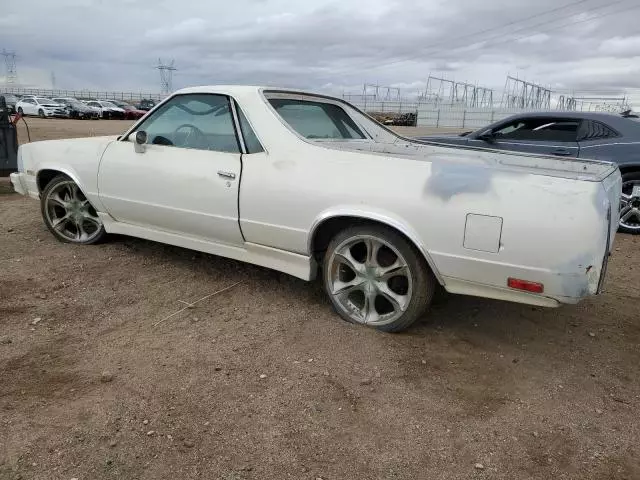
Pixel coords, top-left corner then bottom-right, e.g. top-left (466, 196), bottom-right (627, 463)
top-left (134, 130), bottom-right (147, 153)
top-left (477, 129), bottom-right (496, 143)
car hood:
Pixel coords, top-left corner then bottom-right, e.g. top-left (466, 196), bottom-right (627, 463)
top-left (19, 136), bottom-right (120, 177)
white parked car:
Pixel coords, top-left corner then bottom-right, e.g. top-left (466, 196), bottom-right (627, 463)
top-left (10, 86), bottom-right (621, 332)
top-left (84, 100), bottom-right (126, 119)
top-left (15, 96), bottom-right (68, 118)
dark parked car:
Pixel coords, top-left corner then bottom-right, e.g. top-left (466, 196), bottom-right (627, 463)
top-left (416, 111), bottom-right (640, 234)
top-left (52, 97), bottom-right (100, 119)
top-left (135, 98), bottom-right (156, 111)
top-left (1, 94), bottom-right (18, 113)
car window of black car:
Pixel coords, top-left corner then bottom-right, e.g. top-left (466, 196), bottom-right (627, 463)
top-left (494, 117), bottom-right (580, 142)
top-left (577, 120), bottom-right (619, 141)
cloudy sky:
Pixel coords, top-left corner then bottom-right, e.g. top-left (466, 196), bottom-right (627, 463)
top-left (1, 0), bottom-right (640, 101)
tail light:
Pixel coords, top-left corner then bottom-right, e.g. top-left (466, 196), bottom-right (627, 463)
top-left (507, 278), bottom-right (544, 294)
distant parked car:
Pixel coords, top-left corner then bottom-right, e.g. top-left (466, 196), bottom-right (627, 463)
top-left (15, 97), bottom-right (67, 118)
top-left (110, 100), bottom-right (146, 119)
top-left (416, 111), bottom-right (640, 234)
top-left (85, 100), bottom-right (126, 119)
top-left (135, 98), bottom-right (156, 111)
top-left (1, 94), bottom-right (19, 113)
top-left (52, 97), bottom-right (100, 119)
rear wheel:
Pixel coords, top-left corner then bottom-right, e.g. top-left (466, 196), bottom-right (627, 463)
top-left (619, 171), bottom-right (640, 234)
top-left (323, 225), bottom-right (435, 332)
top-left (17, 107), bottom-right (23, 115)
top-left (41, 175), bottom-right (106, 244)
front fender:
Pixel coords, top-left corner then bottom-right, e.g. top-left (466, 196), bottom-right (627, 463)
top-left (19, 136), bottom-right (116, 212)
top-left (308, 205), bottom-right (445, 285)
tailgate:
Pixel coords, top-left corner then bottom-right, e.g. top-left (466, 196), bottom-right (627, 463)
top-left (602, 169), bottom-right (622, 252)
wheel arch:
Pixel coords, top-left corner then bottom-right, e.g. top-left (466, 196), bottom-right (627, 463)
top-left (37, 168), bottom-right (86, 195)
top-left (619, 164), bottom-right (640, 176)
top-left (308, 211), bottom-right (445, 285)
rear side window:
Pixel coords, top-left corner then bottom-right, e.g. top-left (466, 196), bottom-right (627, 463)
top-left (269, 98), bottom-right (366, 140)
top-left (578, 120), bottom-right (618, 141)
top-left (494, 117), bottom-right (580, 142)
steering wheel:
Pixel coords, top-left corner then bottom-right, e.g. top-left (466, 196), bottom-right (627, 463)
top-left (174, 124), bottom-right (204, 148)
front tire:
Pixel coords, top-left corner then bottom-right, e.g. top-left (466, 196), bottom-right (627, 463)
top-left (323, 224), bottom-right (436, 332)
top-left (38, 109), bottom-right (45, 118)
top-left (41, 175), bottom-right (106, 244)
top-left (619, 171), bottom-right (640, 234)
top-left (17, 107), bottom-right (23, 115)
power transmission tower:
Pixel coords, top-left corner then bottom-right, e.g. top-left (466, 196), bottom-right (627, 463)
top-left (500, 75), bottom-right (551, 109)
top-left (2, 50), bottom-right (18, 84)
top-left (157, 59), bottom-right (176, 95)
top-left (422, 75), bottom-right (494, 107)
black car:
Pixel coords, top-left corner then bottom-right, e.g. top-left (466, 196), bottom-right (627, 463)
top-left (136, 98), bottom-right (156, 111)
top-left (416, 111), bottom-right (640, 234)
top-left (1, 94), bottom-right (18, 113)
top-left (52, 97), bottom-right (99, 119)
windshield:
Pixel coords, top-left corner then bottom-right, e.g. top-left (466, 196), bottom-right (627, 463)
top-left (102, 101), bottom-right (118, 108)
top-left (36, 97), bottom-right (55, 104)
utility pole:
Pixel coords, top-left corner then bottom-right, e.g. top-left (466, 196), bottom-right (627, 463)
top-left (157, 59), bottom-right (176, 95)
top-left (2, 50), bottom-right (18, 84)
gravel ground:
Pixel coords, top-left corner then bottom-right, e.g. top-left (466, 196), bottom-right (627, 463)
top-left (1, 119), bottom-right (639, 480)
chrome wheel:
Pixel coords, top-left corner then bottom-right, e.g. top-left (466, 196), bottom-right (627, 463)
top-left (620, 178), bottom-right (640, 232)
top-left (43, 180), bottom-right (103, 243)
top-left (327, 235), bottom-right (413, 327)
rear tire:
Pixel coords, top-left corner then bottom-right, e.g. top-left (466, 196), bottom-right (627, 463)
top-left (619, 171), bottom-right (640, 234)
top-left (17, 107), bottom-right (23, 115)
top-left (323, 224), bottom-right (436, 332)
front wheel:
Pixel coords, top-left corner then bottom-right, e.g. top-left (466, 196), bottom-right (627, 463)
top-left (38, 109), bottom-right (45, 118)
top-left (323, 225), bottom-right (436, 332)
top-left (41, 175), bottom-right (106, 244)
top-left (620, 171), bottom-right (640, 234)
top-left (17, 107), bottom-right (23, 115)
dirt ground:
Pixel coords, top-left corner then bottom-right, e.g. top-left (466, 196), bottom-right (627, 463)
top-left (1, 118), bottom-right (640, 480)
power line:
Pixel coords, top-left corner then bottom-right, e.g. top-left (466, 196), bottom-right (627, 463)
top-left (321, 0), bottom-right (629, 78)
top-left (463, 2), bottom-right (640, 56)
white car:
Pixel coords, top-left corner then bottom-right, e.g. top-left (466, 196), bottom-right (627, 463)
top-left (15, 96), bottom-right (68, 118)
top-left (10, 86), bottom-right (621, 332)
top-left (84, 100), bottom-right (125, 119)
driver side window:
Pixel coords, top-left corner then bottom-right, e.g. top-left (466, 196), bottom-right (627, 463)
top-left (135, 94), bottom-right (240, 153)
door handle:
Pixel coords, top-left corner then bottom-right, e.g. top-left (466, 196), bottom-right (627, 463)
top-left (217, 171), bottom-right (236, 180)
top-left (552, 148), bottom-right (573, 156)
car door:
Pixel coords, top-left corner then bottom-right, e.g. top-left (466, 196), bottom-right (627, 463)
top-left (472, 116), bottom-right (581, 157)
top-left (97, 93), bottom-right (245, 246)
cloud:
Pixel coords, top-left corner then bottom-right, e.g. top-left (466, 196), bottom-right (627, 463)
top-left (0, 0), bottom-right (639, 107)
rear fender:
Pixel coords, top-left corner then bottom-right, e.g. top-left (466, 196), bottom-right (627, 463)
top-left (308, 206), bottom-right (445, 285)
